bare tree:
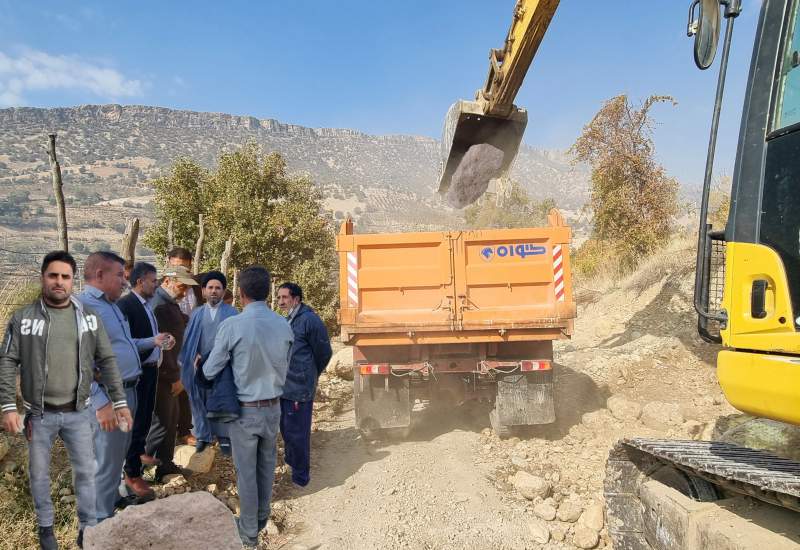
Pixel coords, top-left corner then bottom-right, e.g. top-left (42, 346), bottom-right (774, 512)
top-left (193, 214), bottom-right (205, 275)
top-left (220, 237), bottom-right (233, 276)
top-left (47, 134), bottom-right (68, 252)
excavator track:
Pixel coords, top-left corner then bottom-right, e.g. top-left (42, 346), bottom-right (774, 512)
top-left (605, 438), bottom-right (800, 549)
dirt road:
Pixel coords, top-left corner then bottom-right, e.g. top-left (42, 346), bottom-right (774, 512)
top-left (269, 406), bottom-right (543, 550)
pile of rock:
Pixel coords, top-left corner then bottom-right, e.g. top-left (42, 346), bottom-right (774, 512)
top-left (510, 469), bottom-right (606, 548)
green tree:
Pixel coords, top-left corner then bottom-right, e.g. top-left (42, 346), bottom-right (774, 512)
top-left (144, 143), bottom-right (338, 330)
top-left (142, 158), bottom-right (210, 253)
top-left (463, 180), bottom-right (555, 229)
top-left (570, 94), bottom-right (679, 272)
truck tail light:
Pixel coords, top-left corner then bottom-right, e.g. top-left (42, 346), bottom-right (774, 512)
top-left (520, 360), bottom-right (551, 372)
top-left (360, 364), bottom-right (390, 375)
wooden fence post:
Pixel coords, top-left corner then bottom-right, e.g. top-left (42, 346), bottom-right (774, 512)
top-left (193, 214), bottom-right (204, 275)
top-left (47, 134), bottom-right (68, 252)
top-left (119, 217), bottom-right (140, 264)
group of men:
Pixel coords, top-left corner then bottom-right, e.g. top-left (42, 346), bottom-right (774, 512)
top-left (0, 247), bottom-right (332, 550)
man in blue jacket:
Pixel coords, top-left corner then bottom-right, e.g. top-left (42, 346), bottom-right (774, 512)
top-left (276, 282), bottom-right (332, 487)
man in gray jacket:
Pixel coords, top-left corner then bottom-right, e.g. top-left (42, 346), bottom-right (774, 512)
top-left (0, 251), bottom-right (130, 550)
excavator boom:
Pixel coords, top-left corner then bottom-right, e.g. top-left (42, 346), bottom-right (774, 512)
top-left (437, 0), bottom-right (560, 207)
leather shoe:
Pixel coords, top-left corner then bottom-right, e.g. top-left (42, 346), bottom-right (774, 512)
top-left (124, 474), bottom-right (155, 499)
top-left (195, 440), bottom-right (209, 453)
top-left (140, 454), bottom-right (161, 466)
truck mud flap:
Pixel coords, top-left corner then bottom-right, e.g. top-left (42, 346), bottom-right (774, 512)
top-left (496, 372), bottom-right (555, 426)
top-left (354, 371), bottom-right (411, 431)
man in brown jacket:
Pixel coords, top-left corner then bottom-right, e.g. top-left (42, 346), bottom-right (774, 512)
top-left (144, 265), bottom-right (197, 480)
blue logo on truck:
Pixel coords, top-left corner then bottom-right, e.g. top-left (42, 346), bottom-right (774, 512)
top-left (481, 243), bottom-right (546, 261)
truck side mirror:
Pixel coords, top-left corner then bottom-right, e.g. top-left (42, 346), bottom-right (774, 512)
top-left (688, 0), bottom-right (722, 70)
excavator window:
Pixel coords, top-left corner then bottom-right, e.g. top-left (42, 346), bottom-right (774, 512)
top-left (775, 0), bottom-right (800, 130)
top-left (762, 0), bottom-right (800, 328)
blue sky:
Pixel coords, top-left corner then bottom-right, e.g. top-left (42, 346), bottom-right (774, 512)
top-left (0, 1), bottom-right (761, 186)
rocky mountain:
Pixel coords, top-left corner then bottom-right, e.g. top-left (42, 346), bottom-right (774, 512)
top-left (0, 105), bottom-right (590, 239)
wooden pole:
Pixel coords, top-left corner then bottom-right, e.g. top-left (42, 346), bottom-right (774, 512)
top-left (119, 217), bottom-right (140, 264)
top-left (47, 134), bottom-right (68, 252)
top-left (167, 219), bottom-right (175, 251)
top-left (231, 269), bottom-right (239, 309)
top-left (193, 214), bottom-right (204, 275)
top-left (220, 237), bottom-right (233, 276)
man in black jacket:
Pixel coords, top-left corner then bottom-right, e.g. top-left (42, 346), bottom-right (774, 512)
top-left (276, 282), bottom-right (332, 487)
top-left (118, 262), bottom-right (172, 500)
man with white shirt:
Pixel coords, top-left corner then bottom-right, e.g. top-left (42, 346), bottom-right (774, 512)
top-left (117, 262), bottom-right (173, 500)
top-left (179, 271), bottom-right (237, 452)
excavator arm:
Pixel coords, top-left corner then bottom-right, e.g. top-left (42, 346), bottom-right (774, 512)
top-left (437, 0), bottom-right (560, 208)
top-left (478, 0), bottom-right (560, 117)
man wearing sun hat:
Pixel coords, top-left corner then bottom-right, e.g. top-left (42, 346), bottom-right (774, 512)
top-left (144, 264), bottom-right (198, 480)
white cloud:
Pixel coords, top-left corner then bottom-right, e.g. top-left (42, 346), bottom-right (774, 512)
top-left (0, 48), bottom-right (144, 107)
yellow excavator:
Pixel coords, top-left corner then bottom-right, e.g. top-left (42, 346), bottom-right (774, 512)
top-left (603, 0), bottom-right (800, 547)
top-left (442, 0), bottom-right (800, 547)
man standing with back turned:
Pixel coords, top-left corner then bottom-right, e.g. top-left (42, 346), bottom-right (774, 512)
top-left (203, 266), bottom-right (293, 549)
top-left (0, 251), bottom-right (130, 549)
top-left (276, 282), bottom-right (332, 487)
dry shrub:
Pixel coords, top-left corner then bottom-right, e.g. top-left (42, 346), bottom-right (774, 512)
top-left (570, 95), bottom-right (680, 272)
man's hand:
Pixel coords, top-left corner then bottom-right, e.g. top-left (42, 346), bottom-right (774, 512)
top-left (2, 411), bottom-right (23, 434)
top-left (154, 332), bottom-right (172, 348)
top-left (115, 407), bottom-right (133, 432)
top-left (170, 380), bottom-right (184, 396)
top-left (95, 403), bottom-right (118, 432)
top-left (193, 354), bottom-right (201, 370)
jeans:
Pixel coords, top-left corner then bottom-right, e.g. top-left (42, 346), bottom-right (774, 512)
top-left (28, 407), bottom-right (97, 530)
top-left (93, 385), bottom-right (137, 522)
top-left (229, 404), bottom-right (280, 546)
top-left (279, 399), bottom-right (313, 486)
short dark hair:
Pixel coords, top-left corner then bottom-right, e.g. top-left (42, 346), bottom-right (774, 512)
top-left (84, 251), bottom-right (125, 281)
top-left (202, 270), bottom-right (228, 289)
top-left (279, 282), bottom-right (303, 302)
top-left (238, 265), bottom-right (270, 302)
top-left (167, 247), bottom-right (192, 261)
top-left (129, 262), bottom-right (157, 286)
top-left (41, 250), bottom-right (76, 275)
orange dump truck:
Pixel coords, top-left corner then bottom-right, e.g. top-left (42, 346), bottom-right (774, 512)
top-left (336, 210), bottom-right (576, 437)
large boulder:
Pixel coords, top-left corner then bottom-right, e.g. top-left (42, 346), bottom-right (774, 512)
top-left (84, 492), bottom-right (241, 550)
top-left (510, 471), bottom-right (551, 500)
top-left (720, 418), bottom-right (800, 462)
top-left (173, 444), bottom-right (216, 473)
top-left (326, 347), bottom-right (354, 380)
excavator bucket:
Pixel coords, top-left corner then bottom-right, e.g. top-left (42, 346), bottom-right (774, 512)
top-left (436, 100), bottom-right (528, 208)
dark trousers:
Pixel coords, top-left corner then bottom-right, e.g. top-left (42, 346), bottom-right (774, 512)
top-left (124, 364), bottom-right (158, 478)
top-left (178, 390), bottom-right (192, 437)
top-left (145, 377), bottom-right (179, 470)
top-left (279, 398), bottom-right (313, 486)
